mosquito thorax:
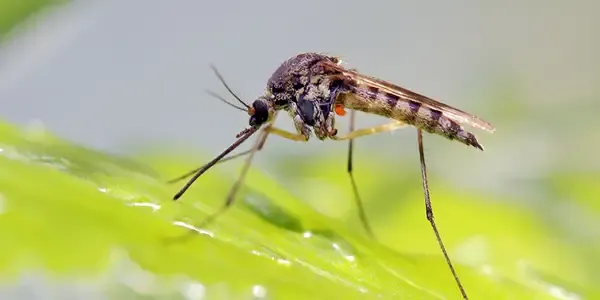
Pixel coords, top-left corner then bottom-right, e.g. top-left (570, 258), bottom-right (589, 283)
top-left (267, 52), bottom-right (339, 106)
top-left (264, 53), bottom-right (343, 141)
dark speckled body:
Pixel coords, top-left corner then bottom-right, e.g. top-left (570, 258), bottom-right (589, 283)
top-left (267, 53), bottom-right (338, 107)
top-left (337, 84), bottom-right (484, 150)
top-left (263, 52), bottom-right (494, 149)
top-left (264, 53), bottom-right (342, 140)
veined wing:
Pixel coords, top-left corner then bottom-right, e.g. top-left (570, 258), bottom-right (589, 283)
top-left (321, 60), bottom-right (496, 133)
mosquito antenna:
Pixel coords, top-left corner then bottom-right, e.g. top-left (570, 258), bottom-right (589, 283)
top-left (173, 126), bottom-right (259, 200)
top-left (417, 129), bottom-right (468, 299)
top-left (205, 89), bottom-right (247, 112)
top-left (209, 64), bottom-right (250, 109)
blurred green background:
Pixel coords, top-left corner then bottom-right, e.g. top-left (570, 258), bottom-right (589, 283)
top-left (1, 1), bottom-right (599, 299)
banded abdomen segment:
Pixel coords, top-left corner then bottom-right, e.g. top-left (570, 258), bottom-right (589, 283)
top-left (337, 84), bottom-right (484, 150)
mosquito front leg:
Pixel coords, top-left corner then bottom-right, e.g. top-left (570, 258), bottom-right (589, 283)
top-left (195, 124), bottom-right (308, 227)
top-left (345, 110), bottom-right (376, 239)
top-left (265, 126), bottom-right (309, 142)
top-left (330, 120), bottom-right (407, 141)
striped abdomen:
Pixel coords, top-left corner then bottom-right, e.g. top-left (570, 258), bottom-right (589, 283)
top-left (337, 84), bottom-right (484, 150)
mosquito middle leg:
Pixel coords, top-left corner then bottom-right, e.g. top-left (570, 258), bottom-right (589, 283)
top-left (329, 119), bottom-right (407, 238)
top-left (345, 110), bottom-right (376, 239)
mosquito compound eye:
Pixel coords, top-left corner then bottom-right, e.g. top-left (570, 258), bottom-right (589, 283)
top-left (249, 100), bottom-right (269, 126)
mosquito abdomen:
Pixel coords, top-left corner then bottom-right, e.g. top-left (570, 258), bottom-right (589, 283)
top-left (339, 84), bottom-right (484, 150)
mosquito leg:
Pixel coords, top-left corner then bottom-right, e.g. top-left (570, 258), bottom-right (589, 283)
top-left (168, 119), bottom-right (312, 184)
top-left (171, 123), bottom-right (307, 202)
top-left (173, 123), bottom-right (307, 227)
top-left (417, 129), bottom-right (468, 300)
top-left (331, 120), bottom-right (407, 141)
top-left (195, 128), bottom-right (267, 226)
top-left (195, 125), bottom-right (308, 227)
top-left (264, 126), bottom-right (309, 141)
top-left (166, 128), bottom-right (268, 245)
top-left (345, 110), bottom-right (376, 239)
top-left (331, 120), bottom-right (406, 238)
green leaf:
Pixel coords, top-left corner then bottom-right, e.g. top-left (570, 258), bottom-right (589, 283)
top-left (0, 120), bottom-right (597, 299)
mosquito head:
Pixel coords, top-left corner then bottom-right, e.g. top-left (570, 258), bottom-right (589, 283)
top-left (206, 64), bottom-right (274, 134)
top-left (248, 97), bottom-right (270, 127)
top-left (218, 95), bottom-right (273, 139)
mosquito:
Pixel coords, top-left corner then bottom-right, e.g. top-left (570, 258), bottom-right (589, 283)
top-left (168, 52), bottom-right (495, 300)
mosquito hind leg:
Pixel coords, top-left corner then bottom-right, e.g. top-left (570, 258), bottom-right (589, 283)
top-left (417, 129), bottom-right (468, 299)
top-left (345, 110), bottom-right (376, 239)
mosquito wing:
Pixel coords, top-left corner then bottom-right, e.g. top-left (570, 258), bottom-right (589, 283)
top-left (321, 60), bottom-right (496, 133)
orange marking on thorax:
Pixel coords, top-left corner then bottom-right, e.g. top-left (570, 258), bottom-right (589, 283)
top-left (335, 104), bottom-right (347, 116)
